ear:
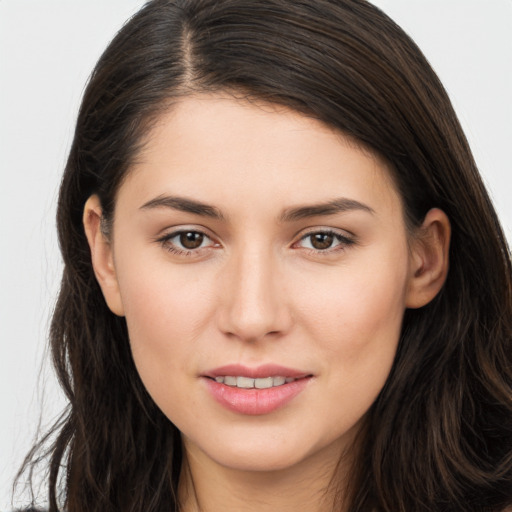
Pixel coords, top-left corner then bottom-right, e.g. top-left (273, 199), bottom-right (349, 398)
top-left (83, 195), bottom-right (125, 316)
top-left (405, 208), bottom-right (451, 309)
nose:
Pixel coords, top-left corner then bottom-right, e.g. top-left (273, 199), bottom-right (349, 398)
top-left (217, 246), bottom-right (292, 342)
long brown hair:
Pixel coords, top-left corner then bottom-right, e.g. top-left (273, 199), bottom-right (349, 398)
top-left (17, 1), bottom-right (512, 511)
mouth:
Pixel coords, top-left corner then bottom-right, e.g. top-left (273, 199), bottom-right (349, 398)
top-left (203, 363), bottom-right (311, 386)
top-left (210, 375), bottom-right (299, 389)
top-left (202, 364), bottom-right (313, 415)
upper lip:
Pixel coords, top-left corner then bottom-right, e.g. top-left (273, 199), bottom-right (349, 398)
top-left (204, 364), bottom-right (311, 379)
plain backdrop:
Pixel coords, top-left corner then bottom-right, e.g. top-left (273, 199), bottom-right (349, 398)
top-left (1, 1), bottom-right (511, 509)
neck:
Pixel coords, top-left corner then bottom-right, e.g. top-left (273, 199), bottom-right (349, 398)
top-left (178, 437), bottom-right (356, 512)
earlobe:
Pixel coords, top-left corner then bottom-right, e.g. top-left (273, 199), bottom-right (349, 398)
top-left (83, 195), bottom-right (125, 316)
top-left (405, 208), bottom-right (451, 309)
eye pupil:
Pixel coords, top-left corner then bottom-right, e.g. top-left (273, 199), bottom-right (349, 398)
top-left (311, 233), bottom-right (334, 250)
top-left (180, 232), bottom-right (204, 249)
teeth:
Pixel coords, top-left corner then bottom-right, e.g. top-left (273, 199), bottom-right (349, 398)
top-left (255, 377), bottom-right (273, 389)
top-left (237, 376), bottom-right (254, 389)
top-left (214, 376), bottom-right (296, 388)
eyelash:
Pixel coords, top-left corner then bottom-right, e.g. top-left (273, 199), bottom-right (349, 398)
top-left (156, 230), bottom-right (218, 257)
top-left (294, 229), bottom-right (355, 255)
top-left (156, 228), bottom-right (355, 257)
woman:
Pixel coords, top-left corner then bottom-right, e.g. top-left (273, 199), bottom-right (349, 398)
top-left (16, 0), bottom-right (512, 511)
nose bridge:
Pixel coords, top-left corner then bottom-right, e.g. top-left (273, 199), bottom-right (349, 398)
top-left (219, 241), bottom-right (289, 341)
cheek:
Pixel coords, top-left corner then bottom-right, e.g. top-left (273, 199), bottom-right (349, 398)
top-left (294, 250), bottom-right (409, 380)
top-left (115, 257), bottom-right (217, 395)
top-left (294, 258), bottom-right (408, 435)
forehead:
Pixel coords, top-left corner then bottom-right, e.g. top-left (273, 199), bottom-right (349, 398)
top-left (121, 93), bottom-right (402, 220)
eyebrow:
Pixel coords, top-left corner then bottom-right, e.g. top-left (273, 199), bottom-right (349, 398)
top-left (139, 194), bottom-right (373, 223)
top-left (140, 195), bottom-right (225, 220)
top-left (279, 198), bottom-right (374, 222)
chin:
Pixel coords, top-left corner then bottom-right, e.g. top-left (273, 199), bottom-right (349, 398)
top-left (182, 421), bottom-right (352, 475)
top-left (210, 447), bottom-right (312, 473)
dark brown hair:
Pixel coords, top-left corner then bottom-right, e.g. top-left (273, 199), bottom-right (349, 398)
top-left (17, 1), bottom-right (512, 511)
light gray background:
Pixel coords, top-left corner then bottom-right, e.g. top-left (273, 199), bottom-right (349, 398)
top-left (1, 1), bottom-right (511, 509)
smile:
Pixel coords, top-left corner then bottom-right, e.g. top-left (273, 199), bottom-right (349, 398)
top-left (213, 376), bottom-right (296, 388)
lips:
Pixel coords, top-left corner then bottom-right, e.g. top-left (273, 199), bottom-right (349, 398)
top-left (204, 363), bottom-right (310, 380)
top-left (203, 364), bottom-right (313, 415)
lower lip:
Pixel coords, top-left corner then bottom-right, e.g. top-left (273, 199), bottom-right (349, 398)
top-left (204, 377), bottom-right (311, 415)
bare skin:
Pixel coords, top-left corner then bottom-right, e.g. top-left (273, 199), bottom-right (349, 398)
top-left (84, 94), bottom-right (450, 511)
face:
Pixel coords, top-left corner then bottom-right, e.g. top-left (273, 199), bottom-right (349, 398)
top-left (90, 94), bottom-right (425, 474)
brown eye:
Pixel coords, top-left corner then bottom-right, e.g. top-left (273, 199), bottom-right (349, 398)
top-left (295, 230), bottom-right (354, 253)
top-left (310, 233), bottom-right (334, 250)
top-left (158, 229), bottom-right (218, 256)
top-left (179, 231), bottom-right (204, 249)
